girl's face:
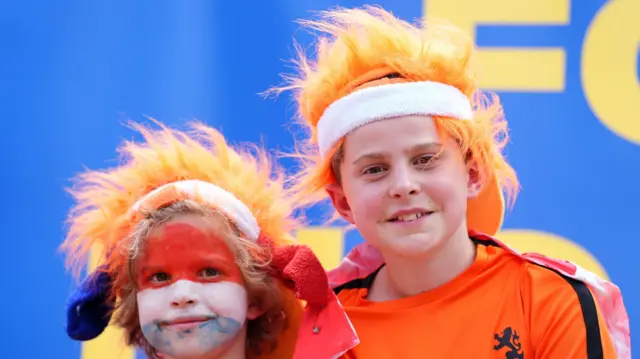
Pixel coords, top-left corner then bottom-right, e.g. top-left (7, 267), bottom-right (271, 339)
top-left (135, 215), bottom-right (260, 358)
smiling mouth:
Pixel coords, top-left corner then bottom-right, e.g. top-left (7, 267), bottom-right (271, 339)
top-left (160, 315), bottom-right (217, 328)
top-left (388, 211), bottom-right (433, 222)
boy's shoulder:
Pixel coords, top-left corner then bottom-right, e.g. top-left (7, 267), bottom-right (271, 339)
top-left (517, 251), bottom-right (597, 315)
top-left (476, 235), bottom-right (584, 289)
top-left (474, 232), bottom-right (603, 301)
top-left (479, 232), bottom-right (630, 358)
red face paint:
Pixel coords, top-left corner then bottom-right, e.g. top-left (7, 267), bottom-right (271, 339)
top-left (136, 217), bottom-right (244, 290)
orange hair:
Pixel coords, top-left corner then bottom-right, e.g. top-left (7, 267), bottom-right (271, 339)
top-left (270, 5), bottom-right (519, 213)
top-left (61, 120), bottom-right (299, 284)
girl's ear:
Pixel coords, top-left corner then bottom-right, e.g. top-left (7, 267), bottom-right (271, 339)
top-left (246, 304), bottom-right (266, 320)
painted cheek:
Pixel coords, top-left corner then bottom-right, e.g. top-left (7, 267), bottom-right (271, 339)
top-left (136, 280), bottom-right (249, 325)
top-left (198, 281), bottom-right (249, 320)
top-left (137, 286), bottom-right (171, 326)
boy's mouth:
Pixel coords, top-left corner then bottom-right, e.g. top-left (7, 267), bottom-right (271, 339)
top-left (388, 210), bottom-right (433, 222)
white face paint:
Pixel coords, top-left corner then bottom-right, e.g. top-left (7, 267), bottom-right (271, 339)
top-left (137, 280), bottom-right (248, 358)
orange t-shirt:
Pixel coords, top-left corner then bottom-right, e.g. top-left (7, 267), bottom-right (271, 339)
top-left (335, 237), bottom-right (616, 358)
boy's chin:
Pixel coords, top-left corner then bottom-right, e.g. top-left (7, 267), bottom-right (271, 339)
top-left (379, 232), bottom-right (444, 258)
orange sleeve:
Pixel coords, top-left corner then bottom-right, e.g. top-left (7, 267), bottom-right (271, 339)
top-left (523, 263), bottom-right (617, 358)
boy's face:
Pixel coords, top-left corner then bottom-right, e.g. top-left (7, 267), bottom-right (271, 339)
top-left (135, 215), bottom-right (259, 358)
top-left (327, 115), bottom-right (480, 259)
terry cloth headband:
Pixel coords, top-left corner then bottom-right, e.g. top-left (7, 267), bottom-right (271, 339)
top-left (128, 179), bottom-right (260, 241)
top-left (316, 81), bottom-right (474, 158)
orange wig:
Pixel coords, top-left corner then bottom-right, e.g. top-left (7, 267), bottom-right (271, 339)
top-left (271, 6), bottom-right (520, 235)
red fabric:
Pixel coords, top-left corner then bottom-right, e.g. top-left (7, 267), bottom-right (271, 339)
top-left (258, 234), bottom-right (359, 358)
top-left (258, 234), bottom-right (330, 308)
top-left (295, 292), bottom-right (359, 359)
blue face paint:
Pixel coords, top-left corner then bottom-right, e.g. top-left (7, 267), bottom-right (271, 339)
top-left (141, 316), bottom-right (243, 357)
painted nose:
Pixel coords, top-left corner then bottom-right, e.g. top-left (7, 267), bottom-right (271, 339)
top-left (388, 165), bottom-right (421, 198)
top-left (169, 280), bottom-right (199, 308)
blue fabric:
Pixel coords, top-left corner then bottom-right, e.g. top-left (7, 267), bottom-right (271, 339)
top-left (64, 267), bottom-right (114, 341)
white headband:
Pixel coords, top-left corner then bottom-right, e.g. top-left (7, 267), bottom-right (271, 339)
top-left (129, 179), bottom-right (260, 241)
top-left (316, 81), bottom-right (474, 158)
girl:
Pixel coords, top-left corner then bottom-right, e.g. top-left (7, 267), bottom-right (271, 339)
top-left (61, 121), bottom-right (355, 359)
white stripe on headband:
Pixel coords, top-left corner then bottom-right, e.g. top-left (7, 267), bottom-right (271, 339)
top-left (316, 81), bottom-right (474, 158)
top-left (129, 180), bottom-right (260, 241)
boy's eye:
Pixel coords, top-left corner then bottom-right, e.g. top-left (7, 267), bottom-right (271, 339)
top-left (415, 154), bottom-right (436, 166)
top-left (149, 272), bottom-right (170, 283)
top-left (199, 268), bottom-right (221, 278)
top-left (363, 165), bottom-right (385, 175)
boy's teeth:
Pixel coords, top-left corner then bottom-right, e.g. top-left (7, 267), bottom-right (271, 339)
top-left (394, 212), bottom-right (426, 222)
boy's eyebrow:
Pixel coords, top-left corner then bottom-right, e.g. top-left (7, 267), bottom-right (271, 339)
top-left (407, 142), bottom-right (443, 154)
top-left (352, 142), bottom-right (443, 165)
top-left (352, 152), bottom-right (387, 165)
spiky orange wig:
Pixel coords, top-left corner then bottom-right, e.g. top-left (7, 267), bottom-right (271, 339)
top-left (271, 6), bottom-right (520, 235)
top-left (60, 121), bottom-right (313, 358)
top-left (62, 121), bottom-right (298, 280)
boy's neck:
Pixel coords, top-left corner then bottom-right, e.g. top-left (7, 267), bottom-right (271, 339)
top-left (368, 224), bottom-right (477, 301)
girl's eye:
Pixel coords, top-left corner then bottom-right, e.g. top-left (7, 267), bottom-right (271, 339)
top-left (149, 272), bottom-right (170, 283)
top-left (199, 268), bottom-right (221, 278)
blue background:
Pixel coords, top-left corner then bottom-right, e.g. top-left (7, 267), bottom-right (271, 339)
top-left (1, 0), bottom-right (636, 357)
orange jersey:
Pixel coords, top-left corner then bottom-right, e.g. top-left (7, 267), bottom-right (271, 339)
top-left (334, 237), bottom-right (616, 358)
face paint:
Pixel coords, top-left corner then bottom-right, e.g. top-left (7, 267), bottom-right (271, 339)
top-left (135, 218), bottom-right (248, 358)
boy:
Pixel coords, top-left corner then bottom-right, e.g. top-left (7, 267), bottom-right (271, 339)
top-left (272, 6), bottom-right (630, 358)
top-left (61, 121), bottom-right (356, 359)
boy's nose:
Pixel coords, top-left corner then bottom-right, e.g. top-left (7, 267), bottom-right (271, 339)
top-left (388, 167), bottom-right (421, 198)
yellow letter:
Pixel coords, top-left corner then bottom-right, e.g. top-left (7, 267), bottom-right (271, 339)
top-left (497, 229), bottom-right (609, 279)
top-left (81, 245), bottom-right (135, 359)
top-left (424, 0), bottom-right (569, 91)
top-left (296, 227), bottom-right (345, 270)
top-left (582, 0), bottom-right (640, 145)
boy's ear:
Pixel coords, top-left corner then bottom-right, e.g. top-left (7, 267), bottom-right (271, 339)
top-left (466, 161), bottom-right (484, 199)
top-left (326, 184), bottom-right (355, 224)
